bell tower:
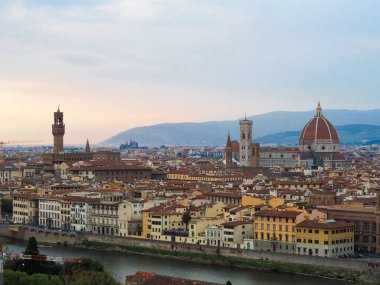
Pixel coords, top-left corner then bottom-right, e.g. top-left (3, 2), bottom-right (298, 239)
top-left (225, 131), bottom-right (233, 169)
top-left (239, 115), bottom-right (253, 167)
top-left (52, 107), bottom-right (65, 154)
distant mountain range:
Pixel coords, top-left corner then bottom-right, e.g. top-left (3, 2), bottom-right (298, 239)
top-left (257, 124), bottom-right (380, 145)
top-left (103, 109), bottom-right (380, 146)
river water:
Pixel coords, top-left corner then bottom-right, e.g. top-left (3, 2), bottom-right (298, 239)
top-left (0, 238), bottom-right (343, 285)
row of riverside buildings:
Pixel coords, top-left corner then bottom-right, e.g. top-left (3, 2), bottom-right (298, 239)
top-left (13, 187), bottom-right (374, 258)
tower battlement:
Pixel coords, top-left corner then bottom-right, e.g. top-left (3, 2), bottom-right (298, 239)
top-left (52, 107), bottom-right (65, 153)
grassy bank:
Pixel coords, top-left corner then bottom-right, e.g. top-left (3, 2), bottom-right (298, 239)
top-left (81, 240), bottom-right (377, 284)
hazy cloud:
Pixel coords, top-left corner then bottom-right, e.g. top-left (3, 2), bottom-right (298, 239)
top-left (0, 0), bottom-right (380, 143)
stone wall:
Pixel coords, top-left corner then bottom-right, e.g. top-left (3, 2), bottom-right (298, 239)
top-left (0, 225), bottom-right (78, 245)
top-left (85, 233), bottom-right (369, 271)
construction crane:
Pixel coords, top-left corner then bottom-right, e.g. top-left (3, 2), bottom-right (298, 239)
top-left (0, 141), bottom-right (42, 162)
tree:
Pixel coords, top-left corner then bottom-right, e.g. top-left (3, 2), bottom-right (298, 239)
top-left (4, 270), bottom-right (64, 285)
top-left (226, 281), bottom-right (232, 285)
top-left (64, 271), bottom-right (119, 285)
top-left (24, 237), bottom-right (39, 255)
top-left (1, 197), bottom-right (13, 215)
top-left (182, 210), bottom-right (192, 230)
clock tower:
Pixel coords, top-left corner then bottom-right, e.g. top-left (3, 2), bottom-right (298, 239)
top-left (52, 107), bottom-right (65, 154)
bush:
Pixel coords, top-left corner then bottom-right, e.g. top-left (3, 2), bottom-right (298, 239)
top-left (62, 258), bottom-right (105, 276)
top-left (4, 270), bottom-right (64, 285)
top-left (63, 271), bottom-right (119, 285)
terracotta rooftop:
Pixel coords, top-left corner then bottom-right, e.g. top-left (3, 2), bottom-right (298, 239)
top-left (126, 272), bottom-right (223, 285)
top-left (296, 219), bottom-right (354, 229)
top-left (254, 210), bottom-right (302, 218)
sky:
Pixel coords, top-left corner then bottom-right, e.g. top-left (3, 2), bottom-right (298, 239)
top-left (1, 0), bottom-right (380, 145)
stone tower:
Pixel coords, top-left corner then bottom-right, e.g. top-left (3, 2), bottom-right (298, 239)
top-left (52, 107), bottom-right (65, 154)
top-left (251, 143), bottom-right (260, 167)
top-left (225, 131), bottom-right (233, 169)
top-left (239, 116), bottom-right (253, 167)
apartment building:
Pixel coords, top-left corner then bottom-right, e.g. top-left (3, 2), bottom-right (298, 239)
top-left (254, 210), bottom-right (305, 253)
top-left (39, 197), bottom-right (62, 228)
top-left (12, 193), bottom-right (39, 225)
top-left (295, 219), bottom-right (354, 257)
top-left (90, 201), bottom-right (120, 236)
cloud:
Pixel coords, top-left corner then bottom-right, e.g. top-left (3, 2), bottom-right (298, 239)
top-left (57, 53), bottom-right (104, 66)
top-left (0, 0), bottom-right (380, 143)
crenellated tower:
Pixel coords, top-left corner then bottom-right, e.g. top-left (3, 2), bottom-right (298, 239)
top-left (52, 107), bottom-right (65, 154)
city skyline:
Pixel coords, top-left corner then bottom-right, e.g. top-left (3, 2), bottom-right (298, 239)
top-left (1, 1), bottom-right (380, 144)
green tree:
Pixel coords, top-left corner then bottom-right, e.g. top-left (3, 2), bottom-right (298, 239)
top-left (64, 271), bottom-right (119, 285)
top-left (62, 258), bottom-right (104, 276)
top-left (1, 197), bottom-right (13, 215)
top-left (182, 210), bottom-right (192, 230)
top-left (24, 237), bottom-right (39, 255)
top-left (226, 281), bottom-right (232, 285)
top-left (4, 270), bottom-right (64, 285)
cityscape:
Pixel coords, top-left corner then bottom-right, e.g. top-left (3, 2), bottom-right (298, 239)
top-left (1, 1), bottom-right (380, 285)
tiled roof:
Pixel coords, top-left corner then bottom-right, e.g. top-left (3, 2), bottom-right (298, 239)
top-left (296, 219), bottom-right (354, 229)
top-left (254, 210), bottom-right (302, 218)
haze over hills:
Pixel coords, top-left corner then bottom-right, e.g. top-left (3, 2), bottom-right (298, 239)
top-left (103, 109), bottom-right (380, 146)
top-left (257, 124), bottom-right (380, 145)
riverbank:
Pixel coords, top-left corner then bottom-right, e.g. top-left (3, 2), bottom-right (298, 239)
top-left (80, 240), bottom-right (377, 284)
top-left (1, 227), bottom-right (378, 284)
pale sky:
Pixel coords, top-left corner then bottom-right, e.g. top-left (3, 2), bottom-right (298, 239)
top-left (1, 0), bottom-right (380, 144)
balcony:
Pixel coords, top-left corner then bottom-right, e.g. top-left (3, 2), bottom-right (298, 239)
top-left (163, 230), bottom-right (189, 237)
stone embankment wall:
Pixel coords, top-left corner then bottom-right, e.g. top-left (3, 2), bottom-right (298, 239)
top-left (85, 234), bottom-right (369, 271)
top-left (0, 226), bottom-right (370, 272)
top-left (0, 225), bottom-right (78, 245)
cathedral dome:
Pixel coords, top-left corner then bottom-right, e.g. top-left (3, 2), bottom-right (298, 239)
top-left (299, 102), bottom-right (339, 147)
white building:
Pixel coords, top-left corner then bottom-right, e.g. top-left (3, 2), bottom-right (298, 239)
top-left (221, 220), bottom-right (254, 248)
top-left (70, 198), bottom-right (93, 232)
top-left (90, 201), bottom-right (120, 236)
top-left (39, 198), bottom-right (62, 229)
top-left (205, 225), bottom-right (222, 247)
top-left (118, 199), bottom-right (143, 237)
top-left (0, 164), bottom-right (19, 184)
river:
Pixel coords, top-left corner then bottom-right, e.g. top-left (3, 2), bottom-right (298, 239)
top-left (0, 238), bottom-right (343, 285)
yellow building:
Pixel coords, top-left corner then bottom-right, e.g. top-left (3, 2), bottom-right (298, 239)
top-left (295, 219), bottom-right (354, 257)
top-left (167, 171), bottom-right (243, 182)
top-left (254, 210), bottom-right (305, 253)
top-left (141, 210), bottom-right (151, 238)
top-left (142, 204), bottom-right (186, 240)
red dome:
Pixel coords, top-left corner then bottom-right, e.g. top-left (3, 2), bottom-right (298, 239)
top-left (299, 103), bottom-right (339, 144)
